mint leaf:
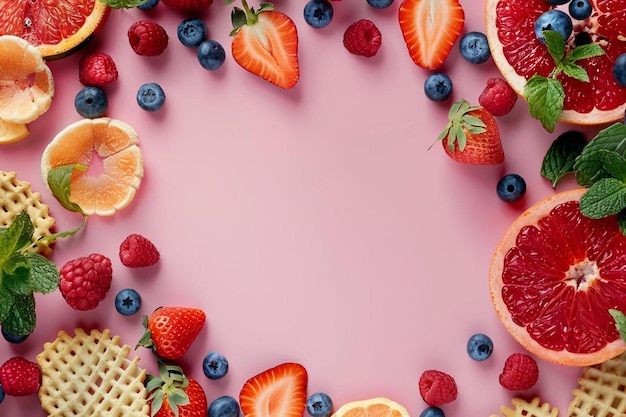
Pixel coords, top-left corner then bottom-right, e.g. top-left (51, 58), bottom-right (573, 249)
top-left (524, 75), bottom-right (564, 133)
top-left (0, 212), bottom-right (33, 262)
top-left (544, 30), bottom-right (566, 63)
top-left (0, 285), bottom-right (15, 322)
top-left (599, 149), bottom-right (626, 181)
top-left (610, 309), bottom-right (626, 342)
top-left (574, 123), bottom-right (626, 186)
top-left (98, 0), bottom-right (147, 8)
top-left (561, 62), bottom-right (589, 82)
top-left (566, 42), bottom-right (605, 63)
top-left (2, 293), bottom-right (36, 336)
top-left (26, 252), bottom-right (59, 294)
top-left (540, 130), bottom-right (587, 187)
top-left (579, 177), bottom-right (626, 219)
top-left (619, 210), bottom-right (626, 235)
top-left (2, 254), bottom-right (30, 295)
top-left (47, 164), bottom-right (86, 214)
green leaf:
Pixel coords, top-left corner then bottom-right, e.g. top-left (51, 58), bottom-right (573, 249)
top-left (47, 164), bottom-right (86, 214)
top-left (610, 309), bottom-right (626, 342)
top-left (619, 209), bottom-right (626, 236)
top-left (574, 123), bottom-right (626, 186)
top-left (567, 42), bottom-right (605, 63)
top-left (524, 74), bottom-right (565, 133)
top-left (579, 177), bottom-right (626, 219)
top-left (230, 7), bottom-right (247, 33)
top-left (97, 0), bottom-right (147, 7)
top-left (2, 254), bottom-right (30, 295)
top-left (540, 130), bottom-right (587, 187)
top-left (1, 293), bottom-right (36, 337)
top-left (37, 215), bottom-right (87, 247)
top-left (561, 62), bottom-right (589, 82)
top-left (544, 30), bottom-right (566, 63)
top-left (600, 150), bottom-right (626, 182)
top-left (0, 212), bottom-right (33, 262)
top-left (26, 252), bottom-right (59, 294)
top-left (0, 285), bottom-right (15, 322)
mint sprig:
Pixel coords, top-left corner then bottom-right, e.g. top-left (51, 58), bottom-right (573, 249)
top-left (610, 309), bottom-right (626, 342)
top-left (98, 0), bottom-right (148, 8)
top-left (523, 30), bottom-right (605, 132)
top-left (540, 130), bottom-right (587, 187)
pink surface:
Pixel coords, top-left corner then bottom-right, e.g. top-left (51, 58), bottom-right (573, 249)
top-left (0, 1), bottom-right (609, 416)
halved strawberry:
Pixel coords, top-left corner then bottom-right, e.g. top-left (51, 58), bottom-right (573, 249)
top-left (229, 1), bottom-right (299, 89)
top-left (240, 363), bottom-right (308, 417)
top-left (398, 0), bottom-right (465, 70)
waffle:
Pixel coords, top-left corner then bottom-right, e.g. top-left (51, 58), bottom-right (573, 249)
top-left (569, 352), bottom-right (626, 417)
top-left (36, 328), bottom-right (150, 417)
top-left (0, 170), bottom-right (55, 255)
top-left (491, 397), bottom-right (559, 417)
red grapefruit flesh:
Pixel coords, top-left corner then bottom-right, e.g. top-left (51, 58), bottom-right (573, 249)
top-left (490, 189), bottom-right (626, 366)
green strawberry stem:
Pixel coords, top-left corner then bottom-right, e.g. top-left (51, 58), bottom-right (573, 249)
top-left (240, 0), bottom-right (257, 25)
top-left (146, 361), bottom-right (190, 417)
top-left (226, 0), bottom-right (275, 34)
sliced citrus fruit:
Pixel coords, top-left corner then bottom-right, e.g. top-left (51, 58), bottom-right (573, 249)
top-left (485, 0), bottom-right (626, 125)
top-left (0, 35), bottom-right (54, 126)
top-left (489, 188), bottom-right (626, 366)
top-left (40, 117), bottom-right (144, 216)
top-left (0, 0), bottom-right (110, 60)
top-left (331, 398), bottom-right (410, 417)
top-left (0, 119), bottom-right (29, 144)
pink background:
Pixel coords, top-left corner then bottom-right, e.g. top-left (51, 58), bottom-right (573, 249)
top-left (0, 1), bottom-right (608, 416)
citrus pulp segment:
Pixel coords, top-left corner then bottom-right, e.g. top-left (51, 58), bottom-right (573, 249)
top-left (0, 0), bottom-right (110, 60)
top-left (0, 35), bottom-right (54, 125)
top-left (489, 189), bottom-right (626, 366)
top-left (0, 119), bottom-right (29, 144)
top-left (484, 0), bottom-right (626, 125)
top-left (40, 118), bottom-right (144, 217)
top-left (331, 398), bottom-right (410, 417)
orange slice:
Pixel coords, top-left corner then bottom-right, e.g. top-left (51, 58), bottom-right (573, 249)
top-left (331, 398), bottom-right (410, 417)
top-left (0, 119), bottom-right (29, 144)
top-left (40, 118), bottom-right (144, 216)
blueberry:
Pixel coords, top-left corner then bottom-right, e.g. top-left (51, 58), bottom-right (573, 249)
top-left (613, 53), bottom-right (626, 87)
top-left (424, 73), bottom-right (453, 102)
top-left (177, 18), bottom-right (207, 48)
top-left (367, 0), bottom-right (394, 9)
top-left (534, 10), bottom-right (573, 44)
top-left (569, 0), bottom-right (592, 20)
top-left (459, 31), bottom-right (490, 64)
top-left (1, 326), bottom-right (29, 343)
top-left (137, 82), bottom-right (165, 111)
top-left (197, 40), bottom-right (226, 71)
top-left (0, 384), bottom-right (4, 404)
top-left (114, 289), bottom-right (142, 316)
top-left (74, 86), bottom-right (108, 118)
top-left (203, 351), bottom-right (229, 380)
top-left (466, 333), bottom-right (494, 361)
top-left (138, 0), bottom-right (159, 10)
top-left (496, 174), bottom-right (527, 203)
top-left (303, 0), bottom-right (334, 29)
top-left (419, 407), bottom-right (445, 417)
top-left (209, 396), bottom-right (240, 417)
top-left (306, 393), bottom-right (333, 417)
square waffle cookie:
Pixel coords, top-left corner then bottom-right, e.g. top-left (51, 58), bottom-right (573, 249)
top-left (491, 397), bottom-right (559, 417)
top-left (569, 351), bottom-right (626, 417)
top-left (36, 328), bottom-right (150, 417)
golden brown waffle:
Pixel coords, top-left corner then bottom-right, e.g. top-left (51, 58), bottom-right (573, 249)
top-left (569, 351), bottom-right (626, 417)
top-left (491, 397), bottom-right (559, 417)
top-left (36, 328), bottom-right (150, 417)
top-left (0, 170), bottom-right (55, 255)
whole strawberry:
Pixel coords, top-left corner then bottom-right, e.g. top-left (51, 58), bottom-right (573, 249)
top-left (138, 306), bottom-right (206, 360)
top-left (343, 19), bottom-right (382, 57)
top-left (128, 20), bottom-right (169, 56)
top-left (0, 357), bottom-right (41, 396)
top-left (160, 0), bottom-right (213, 9)
top-left (418, 370), bottom-right (457, 406)
top-left (436, 99), bottom-right (504, 165)
top-left (147, 363), bottom-right (207, 417)
top-left (499, 353), bottom-right (539, 391)
top-left (79, 52), bottom-right (118, 87)
top-left (59, 253), bottom-right (113, 311)
top-left (479, 78), bottom-right (518, 116)
top-left (119, 234), bottom-right (160, 268)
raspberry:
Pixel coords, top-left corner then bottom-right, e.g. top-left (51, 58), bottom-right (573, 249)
top-left (119, 234), bottom-right (160, 268)
top-left (78, 52), bottom-right (118, 87)
top-left (499, 353), bottom-right (539, 391)
top-left (128, 20), bottom-right (169, 56)
top-left (59, 253), bottom-right (113, 311)
top-left (343, 19), bottom-right (382, 57)
top-left (0, 357), bottom-right (41, 397)
top-left (418, 370), bottom-right (457, 406)
top-left (478, 77), bottom-right (518, 116)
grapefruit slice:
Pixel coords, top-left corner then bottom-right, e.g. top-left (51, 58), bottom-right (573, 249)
top-left (0, 119), bottom-right (29, 144)
top-left (0, 0), bottom-right (110, 60)
top-left (489, 188), bottom-right (626, 366)
top-left (485, 0), bottom-right (626, 125)
top-left (331, 398), bottom-right (410, 417)
top-left (40, 118), bottom-right (144, 216)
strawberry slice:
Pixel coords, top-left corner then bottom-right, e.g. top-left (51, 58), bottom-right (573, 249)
top-left (240, 363), bottom-right (308, 417)
top-left (398, 0), bottom-right (465, 70)
top-left (229, 1), bottom-right (299, 89)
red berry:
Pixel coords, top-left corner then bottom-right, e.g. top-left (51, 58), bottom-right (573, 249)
top-left (79, 52), bottom-right (118, 87)
top-left (59, 253), bottom-right (113, 311)
top-left (119, 234), bottom-right (160, 268)
top-left (0, 357), bottom-right (41, 396)
top-left (128, 20), bottom-right (169, 56)
top-left (343, 19), bottom-right (382, 57)
top-left (499, 353), bottom-right (539, 391)
top-left (418, 370), bottom-right (457, 406)
top-left (478, 77), bottom-right (518, 116)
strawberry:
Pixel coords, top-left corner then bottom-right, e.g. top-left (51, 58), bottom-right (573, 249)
top-left (137, 306), bottom-right (206, 360)
top-left (147, 362), bottom-right (207, 417)
top-left (240, 363), bottom-right (308, 417)
top-left (398, 0), bottom-right (465, 70)
top-left (0, 356), bottom-right (42, 397)
top-left (119, 233), bottom-right (160, 268)
top-left (229, 1), bottom-right (299, 89)
top-left (435, 99), bottom-right (504, 165)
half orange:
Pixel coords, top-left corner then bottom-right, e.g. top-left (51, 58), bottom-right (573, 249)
top-left (489, 189), bottom-right (626, 366)
top-left (331, 398), bottom-right (410, 417)
top-left (41, 118), bottom-right (144, 216)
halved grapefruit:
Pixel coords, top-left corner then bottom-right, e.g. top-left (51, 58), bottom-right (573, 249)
top-left (490, 188), bottom-right (626, 366)
top-left (485, 0), bottom-right (626, 125)
top-left (40, 118), bottom-right (144, 216)
top-left (0, 0), bottom-right (110, 60)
